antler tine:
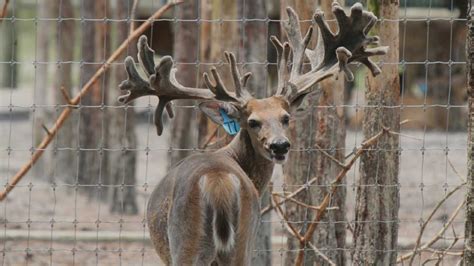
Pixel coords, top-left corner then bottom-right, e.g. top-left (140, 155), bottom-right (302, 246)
top-left (203, 67), bottom-right (239, 102)
top-left (118, 35), bottom-right (259, 135)
top-left (137, 35), bottom-right (156, 77)
top-left (283, 7), bottom-right (313, 80)
top-left (224, 51), bottom-right (253, 101)
top-left (280, 2), bottom-right (388, 104)
top-left (270, 36), bottom-right (291, 96)
top-left (118, 56), bottom-right (156, 104)
top-left (119, 35), bottom-right (219, 135)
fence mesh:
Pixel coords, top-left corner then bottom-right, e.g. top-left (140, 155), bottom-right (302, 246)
top-left (0, 0), bottom-right (469, 265)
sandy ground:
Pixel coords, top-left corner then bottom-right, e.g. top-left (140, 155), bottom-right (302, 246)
top-left (0, 114), bottom-right (467, 265)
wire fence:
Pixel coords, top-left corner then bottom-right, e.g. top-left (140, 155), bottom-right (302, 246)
top-left (0, 0), bottom-right (470, 265)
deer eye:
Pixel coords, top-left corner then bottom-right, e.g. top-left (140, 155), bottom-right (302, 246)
top-left (281, 115), bottom-right (290, 126)
top-left (248, 119), bottom-right (261, 129)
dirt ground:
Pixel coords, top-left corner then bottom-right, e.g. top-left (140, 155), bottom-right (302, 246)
top-left (0, 117), bottom-right (467, 265)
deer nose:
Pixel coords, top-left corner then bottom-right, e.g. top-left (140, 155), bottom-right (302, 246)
top-left (269, 140), bottom-right (291, 154)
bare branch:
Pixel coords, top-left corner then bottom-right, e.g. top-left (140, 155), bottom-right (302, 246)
top-left (261, 127), bottom-right (390, 216)
top-left (0, 0), bottom-right (9, 23)
top-left (397, 200), bottom-right (466, 263)
top-left (273, 192), bottom-right (338, 212)
top-left (0, 1), bottom-right (183, 201)
top-left (271, 193), bottom-right (303, 242)
top-left (307, 241), bottom-right (336, 266)
top-left (407, 182), bottom-right (465, 265)
top-left (448, 158), bottom-right (467, 183)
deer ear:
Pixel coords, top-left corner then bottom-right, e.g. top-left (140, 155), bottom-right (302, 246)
top-left (198, 101), bottom-right (240, 125)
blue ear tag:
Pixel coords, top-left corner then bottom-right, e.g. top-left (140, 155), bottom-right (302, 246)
top-left (219, 108), bottom-right (240, 135)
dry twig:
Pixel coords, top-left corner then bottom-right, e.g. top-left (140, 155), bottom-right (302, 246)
top-left (272, 192), bottom-right (338, 212)
top-left (406, 182), bottom-right (465, 265)
top-left (397, 200), bottom-right (465, 263)
top-left (313, 143), bottom-right (346, 168)
top-left (0, 0), bottom-right (9, 22)
top-left (448, 158), bottom-right (467, 183)
top-left (258, 127), bottom-right (391, 265)
top-left (307, 241), bottom-right (336, 266)
top-left (272, 193), bottom-right (303, 241)
top-left (294, 127), bottom-right (389, 265)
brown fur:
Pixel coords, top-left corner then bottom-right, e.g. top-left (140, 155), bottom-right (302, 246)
top-left (147, 97), bottom-right (290, 265)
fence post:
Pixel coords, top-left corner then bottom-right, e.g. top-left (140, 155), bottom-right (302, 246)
top-left (465, 5), bottom-right (474, 265)
top-left (352, 0), bottom-right (400, 264)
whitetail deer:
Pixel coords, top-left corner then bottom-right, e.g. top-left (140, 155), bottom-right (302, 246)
top-left (118, 2), bottom-right (387, 265)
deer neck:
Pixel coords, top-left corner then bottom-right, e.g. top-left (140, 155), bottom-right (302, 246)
top-left (221, 129), bottom-right (274, 195)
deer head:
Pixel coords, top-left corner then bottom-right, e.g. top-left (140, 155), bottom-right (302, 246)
top-left (118, 2), bottom-right (387, 164)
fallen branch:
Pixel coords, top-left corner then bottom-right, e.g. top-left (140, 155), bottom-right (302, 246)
top-left (0, 0), bottom-right (183, 201)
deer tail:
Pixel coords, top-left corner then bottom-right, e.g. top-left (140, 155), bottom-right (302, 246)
top-left (199, 173), bottom-right (240, 253)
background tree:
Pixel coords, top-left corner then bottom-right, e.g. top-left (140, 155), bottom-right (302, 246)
top-left (107, 0), bottom-right (139, 214)
top-left (240, 1), bottom-right (272, 265)
top-left (168, 0), bottom-right (199, 167)
top-left (33, 0), bottom-right (53, 180)
top-left (281, 0), bottom-right (346, 264)
top-left (52, 0), bottom-right (77, 184)
top-left (198, 1), bottom-right (272, 264)
top-left (34, 0), bottom-right (76, 183)
top-left (0, 1), bottom-right (16, 88)
top-left (310, 1), bottom-right (346, 264)
top-left (78, 0), bottom-right (110, 199)
top-left (197, 0), bottom-right (239, 148)
top-left (352, 0), bottom-right (401, 264)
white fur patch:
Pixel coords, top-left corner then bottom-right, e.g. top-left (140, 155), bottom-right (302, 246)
top-left (199, 173), bottom-right (240, 253)
top-left (213, 216), bottom-right (235, 253)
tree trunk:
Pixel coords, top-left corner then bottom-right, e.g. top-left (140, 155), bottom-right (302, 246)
top-left (33, 0), bottom-right (54, 180)
top-left (308, 1), bottom-right (346, 265)
top-left (281, 1), bottom-right (346, 264)
top-left (280, 1), bottom-right (316, 264)
top-left (51, 0), bottom-right (77, 183)
top-left (465, 5), bottom-right (474, 265)
top-left (352, 0), bottom-right (400, 264)
top-left (239, 2), bottom-right (271, 265)
top-left (107, 0), bottom-right (139, 215)
top-left (78, 0), bottom-right (110, 199)
top-left (168, 0), bottom-right (199, 168)
top-left (0, 4), bottom-right (17, 88)
top-left (197, 0), bottom-right (239, 149)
